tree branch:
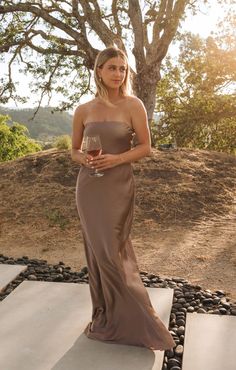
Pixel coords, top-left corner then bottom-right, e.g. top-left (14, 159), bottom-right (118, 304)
top-left (112, 0), bottom-right (122, 35)
top-left (150, 0), bottom-right (187, 63)
top-left (31, 55), bottom-right (63, 118)
top-left (27, 29), bottom-right (77, 46)
top-left (0, 2), bottom-right (98, 65)
top-left (79, 0), bottom-right (115, 46)
top-left (25, 39), bottom-right (83, 56)
top-left (128, 0), bottom-right (146, 71)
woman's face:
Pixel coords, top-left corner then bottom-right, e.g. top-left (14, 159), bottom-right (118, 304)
top-left (97, 56), bottom-right (127, 90)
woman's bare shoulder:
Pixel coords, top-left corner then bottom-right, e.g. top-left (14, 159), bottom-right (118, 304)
top-left (75, 98), bottom-right (96, 110)
top-left (125, 95), bottom-right (144, 106)
top-left (74, 99), bottom-right (96, 116)
top-left (124, 96), bottom-right (145, 114)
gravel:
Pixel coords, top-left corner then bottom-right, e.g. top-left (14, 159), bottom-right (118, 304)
top-left (0, 253), bottom-right (236, 370)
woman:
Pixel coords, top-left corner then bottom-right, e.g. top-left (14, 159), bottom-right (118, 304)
top-left (71, 45), bottom-right (175, 351)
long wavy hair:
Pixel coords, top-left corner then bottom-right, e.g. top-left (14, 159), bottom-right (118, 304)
top-left (94, 46), bottom-right (133, 107)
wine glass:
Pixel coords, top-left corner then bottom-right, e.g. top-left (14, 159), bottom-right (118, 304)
top-left (84, 135), bottom-right (104, 177)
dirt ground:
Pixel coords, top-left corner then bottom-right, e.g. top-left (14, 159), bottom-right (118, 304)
top-left (0, 148), bottom-right (236, 301)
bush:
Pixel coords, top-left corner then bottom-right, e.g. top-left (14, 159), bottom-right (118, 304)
top-left (0, 114), bottom-right (42, 161)
top-left (54, 135), bottom-right (71, 149)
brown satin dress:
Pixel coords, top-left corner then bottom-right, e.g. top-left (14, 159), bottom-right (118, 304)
top-left (75, 121), bottom-right (175, 351)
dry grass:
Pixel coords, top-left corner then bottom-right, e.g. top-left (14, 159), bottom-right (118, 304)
top-left (0, 147), bottom-right (236, 300)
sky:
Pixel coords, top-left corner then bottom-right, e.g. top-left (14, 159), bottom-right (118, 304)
top-left (1, 1), bottom-right (232, 110)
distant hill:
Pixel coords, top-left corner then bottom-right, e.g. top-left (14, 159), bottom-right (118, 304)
top-left (0, 107), bottom-right (162, 142)
top-left (0, 106), bottom-right (72, 140)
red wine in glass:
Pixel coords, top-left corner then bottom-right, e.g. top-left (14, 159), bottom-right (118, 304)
top-left (87, 149), bottom-right (102, 157)
top-left (85, 135), bottom-right (104, 177)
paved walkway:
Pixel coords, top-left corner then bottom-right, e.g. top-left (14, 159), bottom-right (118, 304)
top-left (0, 275), bottom-right (174, 370)
top-left (0, 264), bottom-right (27, 292)
top-left (182, 313), bottom-right (236, 370)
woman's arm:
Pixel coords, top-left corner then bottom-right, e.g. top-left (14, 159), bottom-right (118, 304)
top-left (119, 96), bottom-right (152, 164)
top-left (71, 104), bottom-right (92, 166)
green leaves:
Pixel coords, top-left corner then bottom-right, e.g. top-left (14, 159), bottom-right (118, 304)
top-left (0, 114), bottom-right (42, 161)
top-left (155, 30), bottom-right (236, 154)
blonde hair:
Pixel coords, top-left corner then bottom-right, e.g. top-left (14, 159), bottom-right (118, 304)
top-left (94, 45), bottom-right (133, 107)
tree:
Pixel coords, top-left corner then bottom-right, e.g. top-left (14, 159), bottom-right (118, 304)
top-left (0, 114), bottom-right (42, 161)
top-left (0, 1), bottom-right (211, 125)
top-left (155, 29), bottom-right (236, 153)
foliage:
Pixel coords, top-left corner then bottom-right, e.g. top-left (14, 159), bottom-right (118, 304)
top-left (0, 0), bottom-right (209, 115)
top-left (44, 208), bottom-right (69, 230)
top-left (1, 1), bottom-right (235, 149)
top-left (54, 135), bottom-right (72, 150)
top-left (0, 114), bottom-right (42, 161)
top-left (155, 31), bottom-right (236, 154)
top-left (0, 106), bottom-right (72, 140)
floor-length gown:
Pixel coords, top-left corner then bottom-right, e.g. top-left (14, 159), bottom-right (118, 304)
top-left (75, 120), bottom-right (176, 351)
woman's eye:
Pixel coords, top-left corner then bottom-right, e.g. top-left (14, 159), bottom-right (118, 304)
top-left (108, 66), bottom-right (126, 71)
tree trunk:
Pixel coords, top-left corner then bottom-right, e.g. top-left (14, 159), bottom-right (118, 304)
top-left (132, 63), bottom-right (161, 147)
top-left (0, 0), bottom-right (190, 117)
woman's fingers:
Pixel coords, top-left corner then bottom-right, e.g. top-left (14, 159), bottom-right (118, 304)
top-left (90, 154), bottom-right (119, 170)
top-left (90, 154), bottom-right (104, 161)
top-left (89, 155), bottom-right (105, 169)
top-left (89, 154), bottom-right (104, 164)
top-left (88, 154), bottom-right (120, 170)
top-left (84, 154), bottom-right (94, 167)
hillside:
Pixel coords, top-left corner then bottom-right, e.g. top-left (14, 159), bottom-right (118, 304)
top-left (0, 106), bottom-right (72, 140)
top-left (0, 148), bottom-right (236, 299)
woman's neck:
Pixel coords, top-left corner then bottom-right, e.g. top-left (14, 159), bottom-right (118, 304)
top-left (107, 89), bottom-right (122, 103)
top-left (96, 92), bottom-right (125, 105)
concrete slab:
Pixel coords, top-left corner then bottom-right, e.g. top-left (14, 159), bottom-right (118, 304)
top-left (182, 313), bottom-right (236, 370)
top-left (0, 281), bottom-right (174, 370)
top-left (0, 264), bottom-right (27, 292)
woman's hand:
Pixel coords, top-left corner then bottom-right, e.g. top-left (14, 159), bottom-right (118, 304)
top-left (79, 152), bottom-right (93, 168)
top-left (88, 153), bottom-right (123, 171)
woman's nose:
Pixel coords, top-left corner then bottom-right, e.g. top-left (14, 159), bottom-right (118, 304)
top-left (114, 69), bottom-right (122, 77)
